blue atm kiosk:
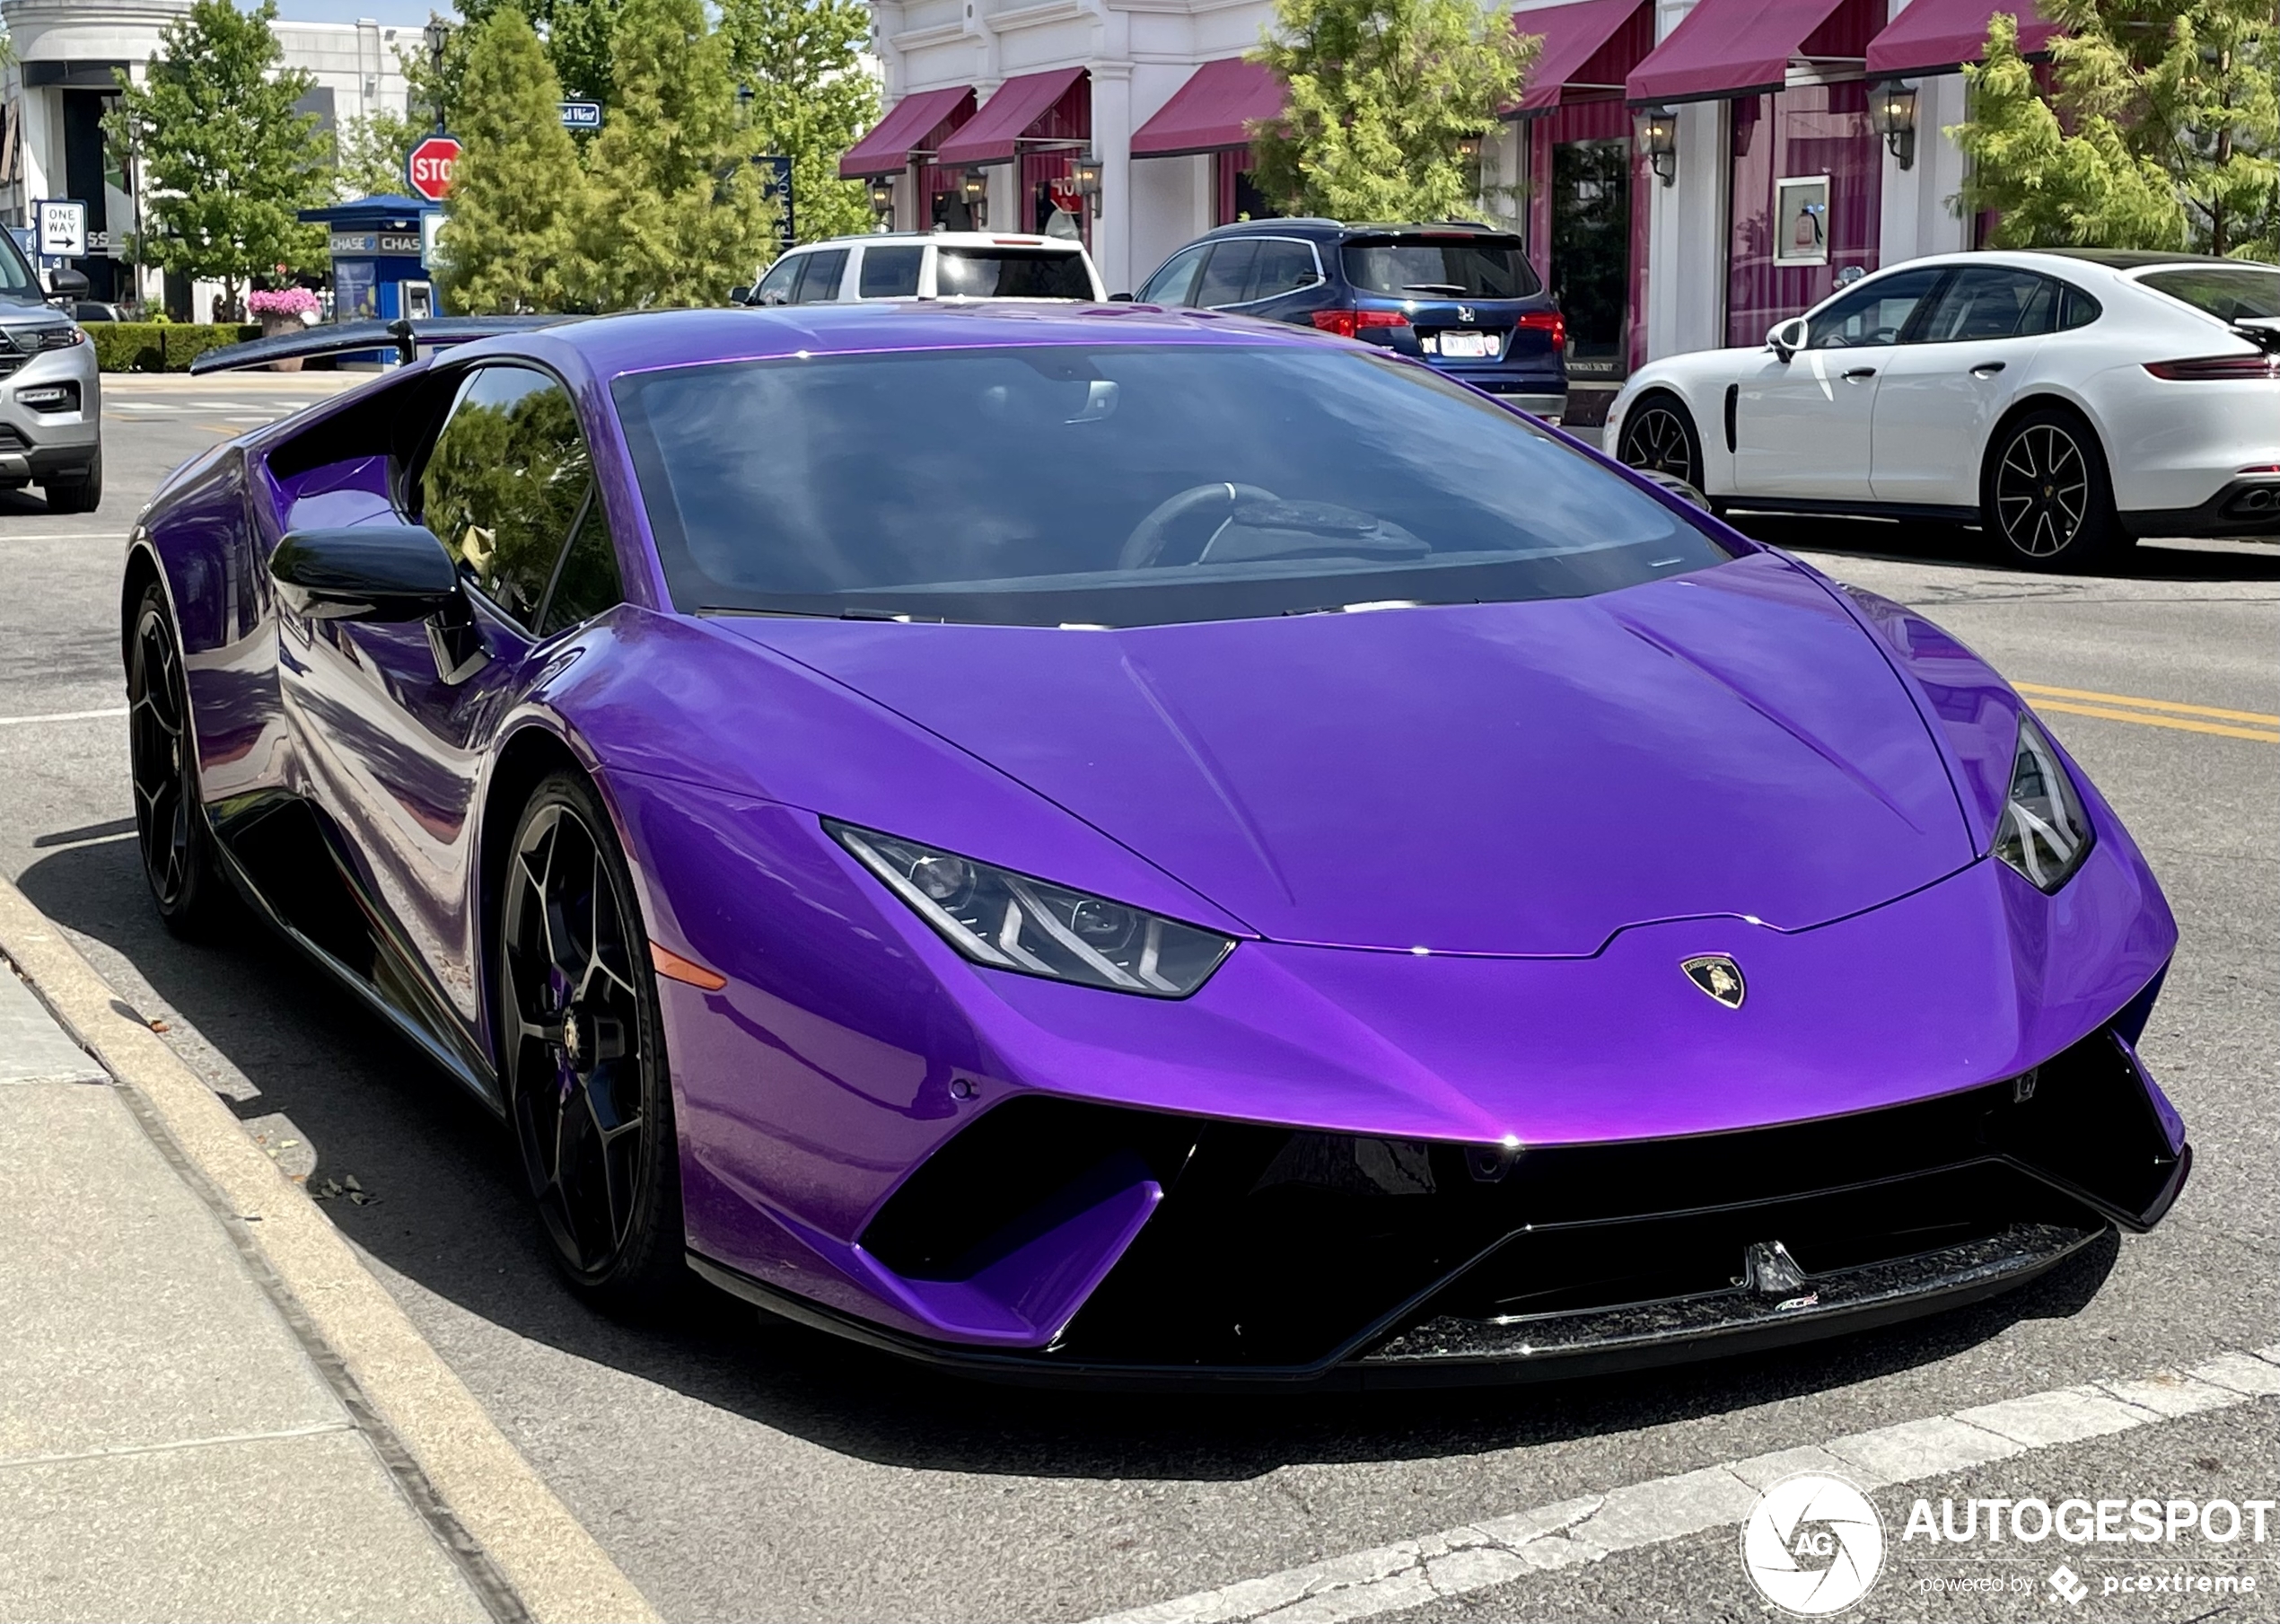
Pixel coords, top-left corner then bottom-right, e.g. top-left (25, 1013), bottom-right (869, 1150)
top-left (298, 195), bottom-right (439, 344)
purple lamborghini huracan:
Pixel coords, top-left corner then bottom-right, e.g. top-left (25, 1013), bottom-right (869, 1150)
top-left (131, 305), bottom-right (2187, 1385)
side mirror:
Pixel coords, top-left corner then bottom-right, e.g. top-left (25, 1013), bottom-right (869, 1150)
top-left (1107, 291), bottom-right (1136, 303)
top-left (1767, 315), bottom-right (1811, 362)
top-left (729, 285), bottom-right (753, 305)
top-left (47, 268), bottom-right (90, 303)
top-left (270, 524), bottom-right (463, 623)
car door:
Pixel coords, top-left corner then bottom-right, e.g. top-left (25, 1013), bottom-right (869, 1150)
top-left (1192, 240), bottom-right (1259, 310)
top-left (1871, 266), bottom-right (2061, 507)
top-left (1214, 236), bottom-right (1325, 321)
top-left (790, 249), bottom-right (849, 303)
top-left (1730, 266), bottom-right (1945, 500)
top-left (278, 363), bottom-right (624, 1067)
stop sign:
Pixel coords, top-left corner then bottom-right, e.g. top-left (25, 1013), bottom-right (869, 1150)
top-left (406, 136), bottom-right (462, 203)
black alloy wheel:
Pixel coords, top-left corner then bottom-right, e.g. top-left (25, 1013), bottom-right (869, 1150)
top-left (1618, 395), bottom-right (1704, 493)
top-left (127, 581), bottom-right (228, 933)
top-left (1984, 409), bottom-right (2121, 571)
top-left (499, 772), bottom-right (687, 1310)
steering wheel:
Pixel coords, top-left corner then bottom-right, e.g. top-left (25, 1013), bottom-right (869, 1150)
top-left (1118, 483), bottom-right (1281, 570)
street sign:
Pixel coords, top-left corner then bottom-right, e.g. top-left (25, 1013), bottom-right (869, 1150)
top-left (756, 154), bottom-right (794, 247)
top-left (421, 210), bottom-right (445, 272)
top-left (405, 136), bottom-right (462, 203)
top-left (559, 101), bottom-right (602, 130)
top-left (34, 199), bottom-right (86, 259)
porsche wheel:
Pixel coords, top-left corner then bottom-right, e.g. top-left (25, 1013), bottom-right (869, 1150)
top-left (127, 581), bottom-right (230, 935)
top-left (1983, 409), bottom-right (2122, 572)
top-left (499, 772), bottom-right (687, 1310)
top-left (1617, 394), bottom-right (1703, 492)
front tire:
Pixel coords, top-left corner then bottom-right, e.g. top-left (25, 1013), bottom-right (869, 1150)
top-left (127, 581), bottom-right (231, 935)
top-left (1617, 393), bottom-right (1705, 493)
top-left (45, 447), bottom-right (103, 514)
top-left (1982, 409), bottom-right (2122, 571)
top-left (498, 771), bottom-right (688, 1312)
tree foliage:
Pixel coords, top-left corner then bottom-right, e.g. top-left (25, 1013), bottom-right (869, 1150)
top-left (411, 0), bottom-right (622, 126)
top-left (105, 0), bottom-right (333, 317)
top-left (721, 0), bottom-right (881, 243)
top-left (336, 106), bottom-right (425, 199)
top-left (1952, 1), bottom-right (2278, 258)
top-left (1247, 0), bottom-right (1535, 222)
top-left (572, 0), bottom-right (780, 308)
top-left (438, 8), bottom-right (591, 312)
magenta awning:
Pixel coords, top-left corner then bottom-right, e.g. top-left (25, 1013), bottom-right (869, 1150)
top-left (1626, 0), bottom-right (1856, 103)
top-left (935, 67), bottom-right (1088, 168)
top-left (1512, 0), bottom-right (1653, 113)
top-left (1866, 0), bottom-right (2059, 78)
top-left (838, 86), bottom-right (977, 179)
top-left (1131, 57), bottom-right (1284, 158)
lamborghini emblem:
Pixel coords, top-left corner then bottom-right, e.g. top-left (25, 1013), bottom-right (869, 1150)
top-left (1681, 954), bottom-right (1746, 1009)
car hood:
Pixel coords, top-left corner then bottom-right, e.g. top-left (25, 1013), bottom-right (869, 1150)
top-left (714, 551), bottom-right (1974, 955)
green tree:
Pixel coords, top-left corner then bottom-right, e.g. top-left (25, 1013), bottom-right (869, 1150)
top-left (104, 0), bottom-right (333, 319)
top-left (1247, 0), bottom-right (1536, 221)
top-left (439, 8), bottom-right (592, 312)
top-left (336, 106), bottom-right (424, 198)
top-left (413, 0), bottom-right (622, 124)
top-left (721, 0), bottom-right (880, 243)
top-left (573, 0), bottom-right (780, 308)
top-left (1953, 2), bottom-right (2278, 258)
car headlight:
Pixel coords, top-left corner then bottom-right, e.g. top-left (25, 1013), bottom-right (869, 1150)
top-left (1993, 716), bottom-right (2093, 892)
top-left (829, 821), bottom-right (1236, 996)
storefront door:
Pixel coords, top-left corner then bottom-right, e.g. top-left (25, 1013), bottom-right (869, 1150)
top-left (1550, 138), bottom-right (1632, 384)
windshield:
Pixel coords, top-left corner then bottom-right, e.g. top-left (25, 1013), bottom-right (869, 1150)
top-left (936, 248), bottom-right (1092, 299)
top-left (2138, 266), bottom-right (2280, 322)
top-left (1342, 236), bottom-right (1540, 299)
top-left (0, 229), bottom-right (40, 300)
top-left (612, 344), bottom-right (1733, 628)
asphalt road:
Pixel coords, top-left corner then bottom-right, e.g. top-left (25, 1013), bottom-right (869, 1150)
top-left (2, 379), bottom-right (2273, 1623)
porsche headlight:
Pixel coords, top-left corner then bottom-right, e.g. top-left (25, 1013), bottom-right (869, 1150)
top-left (829, 821), bottom-right (1236, 996)
top-left (1993, 717), bottom-right (2093, 892)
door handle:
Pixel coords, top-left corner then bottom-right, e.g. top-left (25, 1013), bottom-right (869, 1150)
top-left (1842, 366), bottom-right (1877, 380)
top-left (1971, 361), bottom-right (2007, 375)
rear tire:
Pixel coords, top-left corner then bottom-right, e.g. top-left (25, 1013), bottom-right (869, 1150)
top-left (1981, 409), bottom-right (2123, 572)
top-left (127, 581), bottom-right (232, 935)
top-left (44, 447), bottom-right (102, 514)
top-left (497, 771), bottom-right (689, 1314)
top-left (1617, 393), bottom-right (1705, 493)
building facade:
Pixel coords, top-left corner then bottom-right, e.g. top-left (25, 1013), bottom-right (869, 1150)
top-left (0, 0), bottom-right (421, 312)
top-left (853, 0), bottom-right (2040, 390)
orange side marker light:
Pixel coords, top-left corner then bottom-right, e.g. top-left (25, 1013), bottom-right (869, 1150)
top-left (651, 942), bottom-right (728, 990)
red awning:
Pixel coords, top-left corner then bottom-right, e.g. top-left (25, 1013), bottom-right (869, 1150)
top-left (1626, 0), bottom-right (1858, 103)
top-left (838, 86), bottom-right (977, 179)
top-left (1512, 0), bottom-right (1653, 113)
top-left (1131, 57), bottom-right (1284, 158)
top-left (935, 67), bottom-right (1088, 168)
top-left (1866, 0), bottom-right (2059, 78)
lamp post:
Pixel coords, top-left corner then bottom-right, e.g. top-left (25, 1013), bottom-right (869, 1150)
top-left (1868, 83), bottom-right (1918, 170)
top-left (868, 178), bottom-right (895, 230)
top-left (423, 21), bottom-right (452, 134)
top-left (960, 167), bottom-right (989, 229)
top-left (1635, 106), bottom-right (1678, 187)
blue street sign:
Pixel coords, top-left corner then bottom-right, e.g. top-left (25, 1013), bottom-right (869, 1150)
top-left (559, 101), bottom-right (602, 130)
top-left (755, 154), bottom-right (794, 247)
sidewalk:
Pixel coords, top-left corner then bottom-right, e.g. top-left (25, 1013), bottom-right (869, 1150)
top-left (0, 965), bottom-right (499, 1623)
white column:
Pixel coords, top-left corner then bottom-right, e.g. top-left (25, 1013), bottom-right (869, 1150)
top-left (1092, 61), bottom-right (1133, 291)
top-left (1646, 97), bottom-right (1728, 359)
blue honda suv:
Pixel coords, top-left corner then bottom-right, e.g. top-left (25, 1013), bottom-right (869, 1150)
top-left (1127, 219), bottom-right (1569, 421)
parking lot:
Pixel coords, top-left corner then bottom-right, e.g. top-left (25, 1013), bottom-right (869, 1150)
top-left (0, 373), bottom-right (2271, 1622)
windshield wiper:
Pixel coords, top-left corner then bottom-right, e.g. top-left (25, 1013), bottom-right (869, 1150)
top-left (1400, 283), bottom-right (1469, 295)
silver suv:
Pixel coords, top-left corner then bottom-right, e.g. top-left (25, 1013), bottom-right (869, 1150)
top-left (0, 231), bottom-right (101, 513)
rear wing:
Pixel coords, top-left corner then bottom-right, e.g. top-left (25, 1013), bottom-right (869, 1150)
top-left (187, 315), bottom-right (575, 375)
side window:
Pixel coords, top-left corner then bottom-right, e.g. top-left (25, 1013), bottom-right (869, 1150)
top-left (1804, 267), bottom-right (1944, 348)
top-left (752, 255), bottom-right (802, 305)
top-left (859, 245), bottom-right (923, 298)
top-left (537, 495), bottom-right (623, 636)
top-left (2057, 282), bottom-right (2102, 330)
top-left (418, 366), bottom-right (592, 628)
top-left (1138, 244), bottom-right (1207, 307)
top-left (1917, 266), bottom-right (2058, 342)
top-left (1247, 239), bottom-right (1320, 302)
top-left (1194, 240), bottom-right (1259, 309)
top-left (792, 250), bottom-right (848, 303)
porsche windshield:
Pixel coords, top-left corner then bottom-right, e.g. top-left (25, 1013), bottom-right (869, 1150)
top-left (614, 344), bottom-right (1736, 627)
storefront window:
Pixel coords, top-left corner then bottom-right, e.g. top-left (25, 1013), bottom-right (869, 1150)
top-left (1213, 154), bottom-right (1283, 225)
top-left (1724, 84), bottom-right (1881, 348)
top-left (1524, 100), bottom-right (1648, 380)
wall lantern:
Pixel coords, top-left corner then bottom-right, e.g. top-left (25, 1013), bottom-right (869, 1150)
top-left (1635, 106), bottom-right (1678, 187)
top-left (1074, 154), bottom-right (1104, 215)
top-left (1454, 132), bottom-right (1485, 163)
top-left (1869, 82), bottom-right (1918, 170)
top-left (960, 166), bottom-right (990, 226)
top-left (867, 178), bottom-right (895, 224)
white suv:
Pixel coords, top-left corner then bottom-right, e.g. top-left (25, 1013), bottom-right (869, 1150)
top-left (737, 232), bottom-right (1106, 306)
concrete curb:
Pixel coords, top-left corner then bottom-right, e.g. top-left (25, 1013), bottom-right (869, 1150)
top-left (0, 876), bottom-right (662, 1624)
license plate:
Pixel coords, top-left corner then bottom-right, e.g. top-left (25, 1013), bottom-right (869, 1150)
top-left (1435, 330), bottom-right (1496, 359)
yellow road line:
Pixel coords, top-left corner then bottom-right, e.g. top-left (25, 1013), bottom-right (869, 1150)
top-left (2030, 699), bottom-right (2280, 743)
top-left (2013, 681), bottom-right (2280, 727)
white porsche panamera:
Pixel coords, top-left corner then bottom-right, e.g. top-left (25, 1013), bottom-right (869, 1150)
top-left (1605, 250), bottom-right (2280, 569)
